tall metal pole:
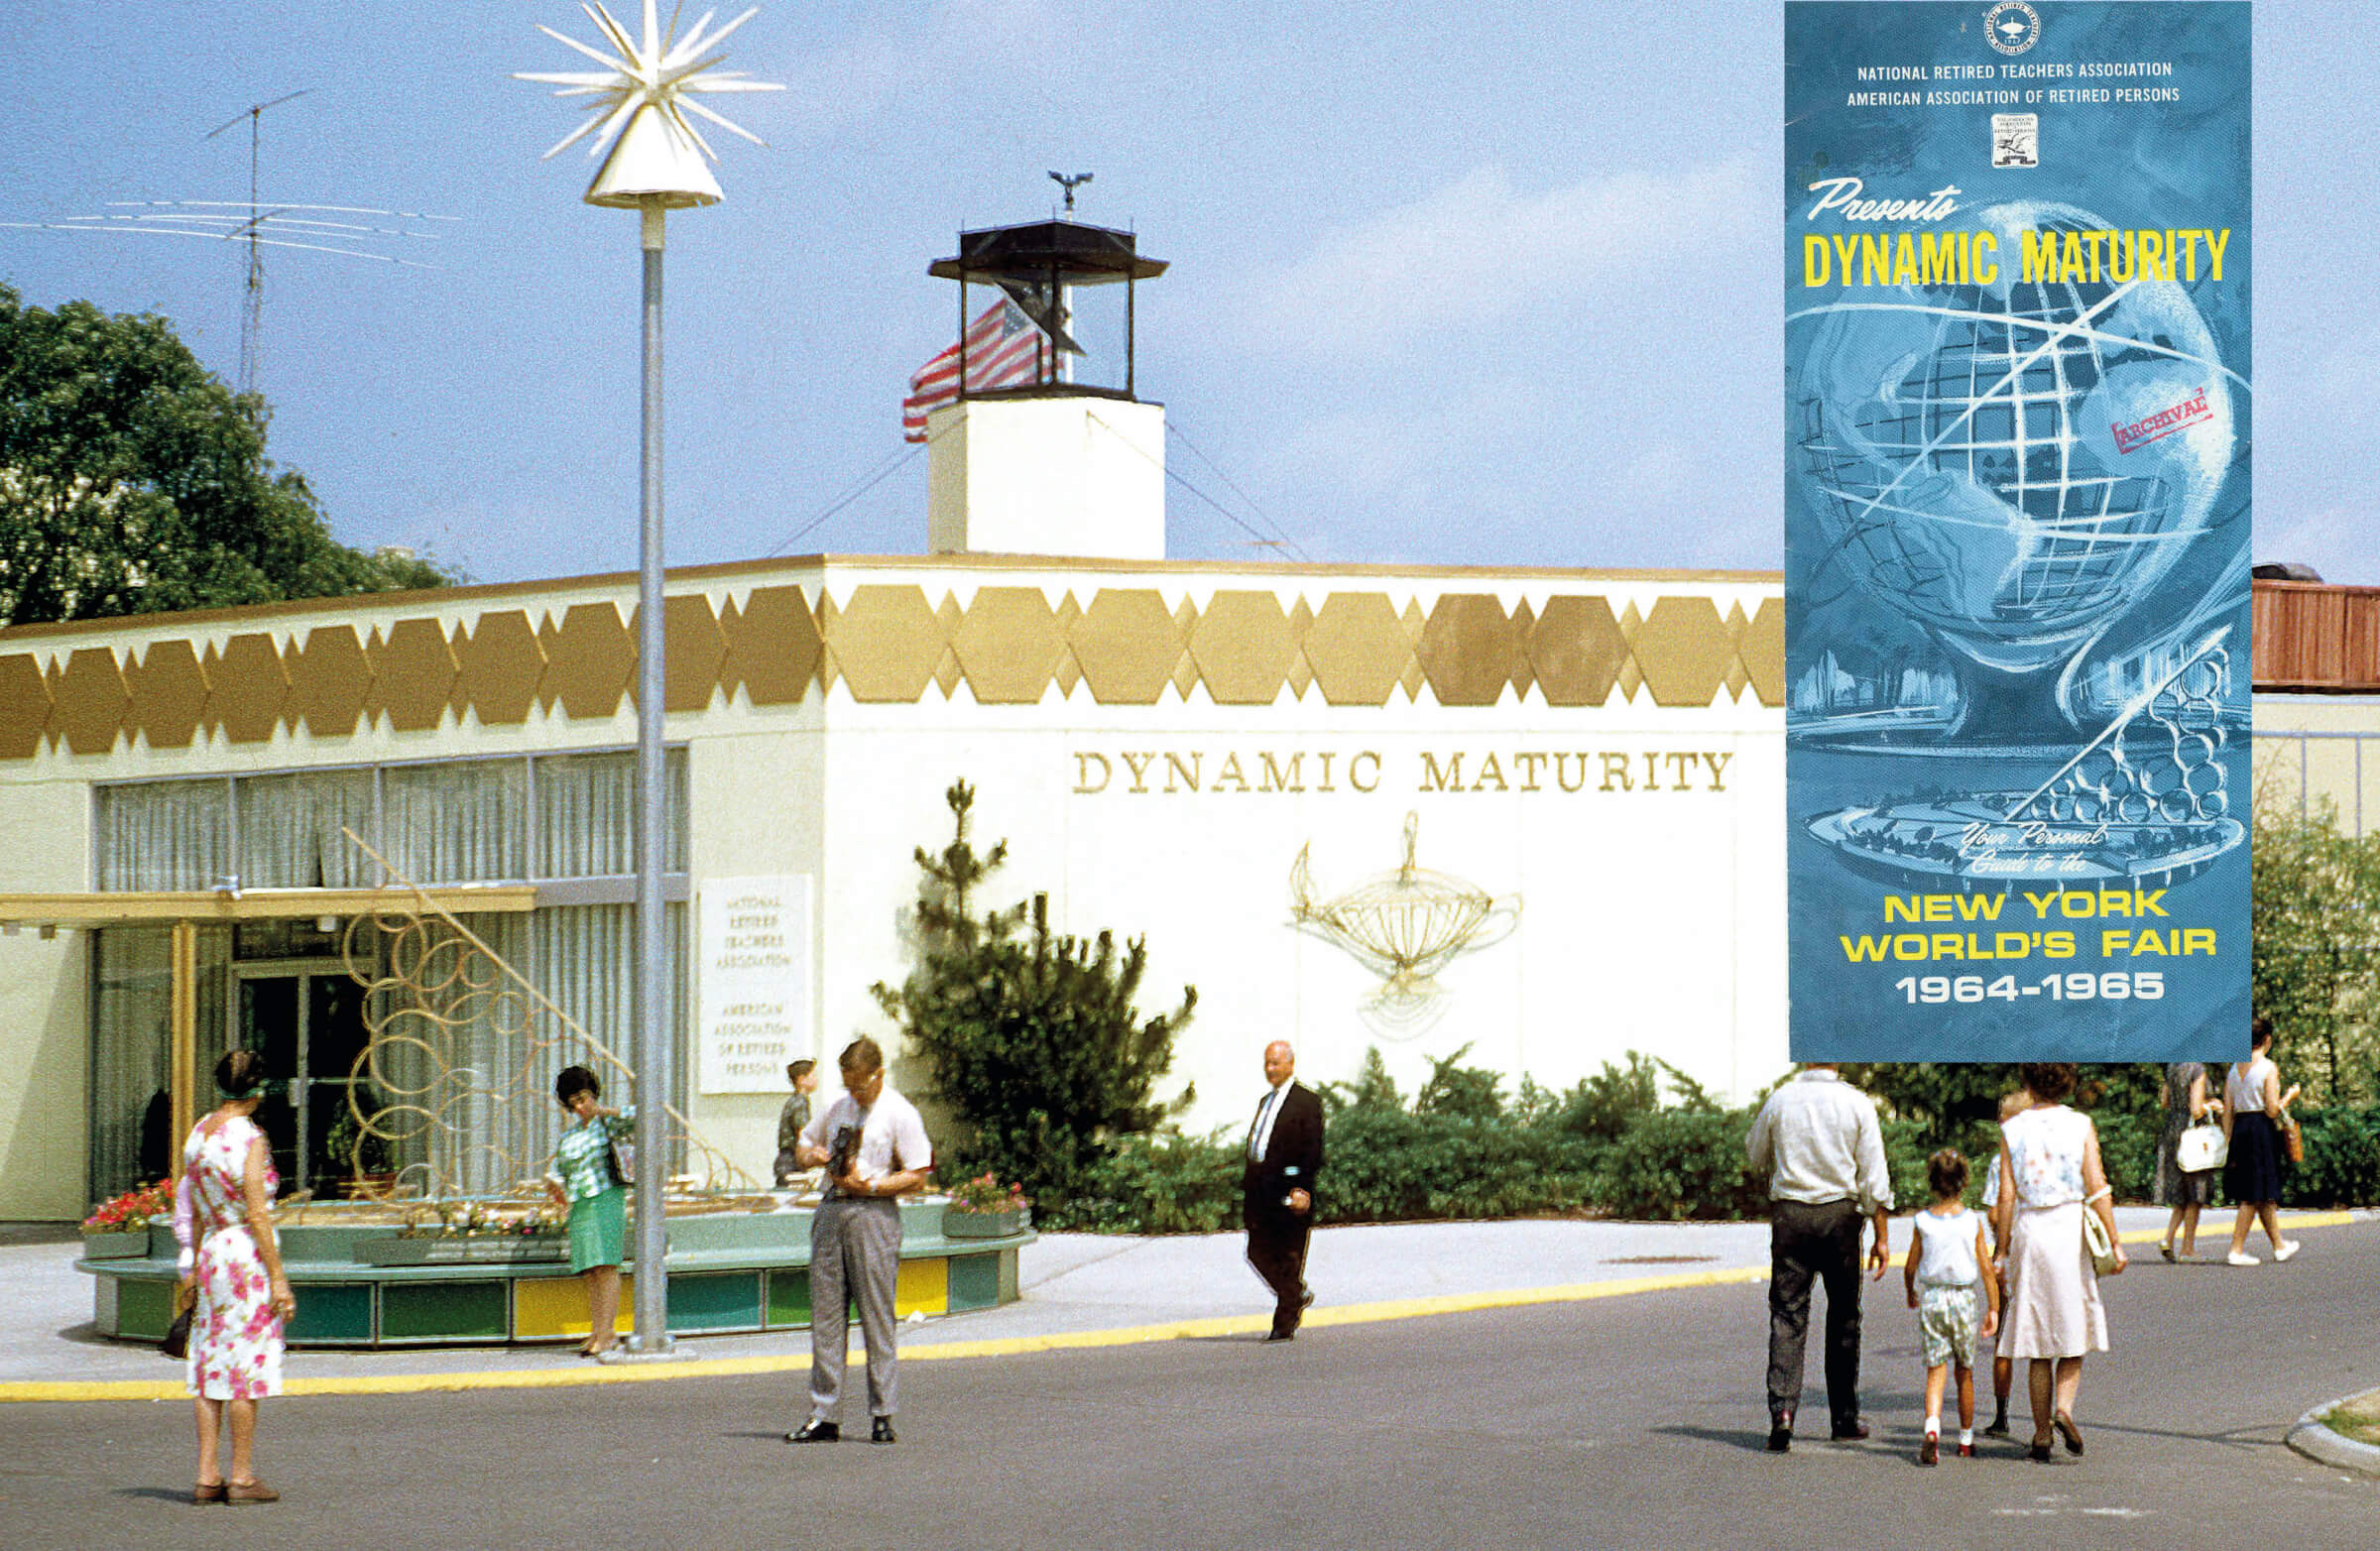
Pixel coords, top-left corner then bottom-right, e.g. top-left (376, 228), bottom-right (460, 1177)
top-left (631, 195), bottom-right (672, 1353)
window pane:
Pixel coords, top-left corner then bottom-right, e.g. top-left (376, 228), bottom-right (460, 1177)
top-left (95, 780), bottom-right (229, 892)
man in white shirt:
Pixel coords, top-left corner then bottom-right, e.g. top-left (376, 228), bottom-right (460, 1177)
top-left (785, 1037), bottom-right (932, 1446)
top-left (1745, 1063), bottom-right (1894, 1452)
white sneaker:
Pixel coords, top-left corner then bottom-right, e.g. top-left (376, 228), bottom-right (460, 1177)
top-left (2274, 1240), bottom-right (2301, 1263)
top-left (2226, 1250), bottom-right (2259, 1266)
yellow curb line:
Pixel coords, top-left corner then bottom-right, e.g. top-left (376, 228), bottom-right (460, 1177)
top-left (0, 1263), bottom-right (1769, 1404)
top-left (4, 1213), bottom-right (2354, 1405)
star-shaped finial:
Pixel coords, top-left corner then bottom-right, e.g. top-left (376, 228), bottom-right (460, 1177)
top-left (517, 2), bottom-right (782, 206)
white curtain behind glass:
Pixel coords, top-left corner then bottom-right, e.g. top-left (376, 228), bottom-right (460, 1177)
top-left (383, 761), bottom-right (528, 884)
top-left (238, 771), bottom-right (375, 889)
top-left (96, 781), bottom-right (229, 891)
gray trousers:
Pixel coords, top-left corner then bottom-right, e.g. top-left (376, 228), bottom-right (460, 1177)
top-left (807, 1195), bottom-right (900, 1420)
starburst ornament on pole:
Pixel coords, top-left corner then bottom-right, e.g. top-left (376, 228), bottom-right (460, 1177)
top-left (518, 2), bottom-right (778, 1360)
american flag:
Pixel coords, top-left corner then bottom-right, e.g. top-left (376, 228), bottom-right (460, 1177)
top-left (901, 299), bottom-right (1048, 442)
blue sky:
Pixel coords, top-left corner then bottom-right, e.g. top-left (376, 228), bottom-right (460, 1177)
top-left (2, 2), bottom-right (2372, 585)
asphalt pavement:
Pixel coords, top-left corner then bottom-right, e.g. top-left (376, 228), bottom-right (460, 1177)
top-left (7, 1211), bottom-right (2379, 1547)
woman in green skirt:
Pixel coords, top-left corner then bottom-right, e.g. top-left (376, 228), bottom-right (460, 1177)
top-left (544, 1065), bottom-right (633, 1357)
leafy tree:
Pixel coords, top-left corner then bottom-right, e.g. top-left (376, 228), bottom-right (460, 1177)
top-left (1, 284), bottom-right (448, 625)
top-left (2251, 798), bottom-right (2380, 1103)
top-left (871, 779), bottom-right (1196, 1212)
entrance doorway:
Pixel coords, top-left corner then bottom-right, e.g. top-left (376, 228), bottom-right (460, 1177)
top-left (231, 963), bottom-right (372, 1198)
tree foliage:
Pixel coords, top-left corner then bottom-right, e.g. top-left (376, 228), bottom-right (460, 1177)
top-left (871, 779), bottom-right (1196, 1211)
top-left (2251, 797), bottom-right (2380, 1103)
top-left (1, 284), bottom-right (448, 625)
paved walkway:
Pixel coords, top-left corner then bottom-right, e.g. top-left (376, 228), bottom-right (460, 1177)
top-left (5, 1207), bottom-right (2350, 1394)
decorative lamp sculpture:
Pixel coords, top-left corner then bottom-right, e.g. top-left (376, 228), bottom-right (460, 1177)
top-left (516, 0), bottom-right (779, 1358)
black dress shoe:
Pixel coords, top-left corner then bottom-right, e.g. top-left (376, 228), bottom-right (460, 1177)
top-left (1766, 1412), bottom-right (1792, 1453)
top-left (784, 1419), bottom-right (840, 1444)
top-left (1263, 1328), bottom-right (1295, 1343)
top-left (1830, 1420), bottom-right (1870, 1441)
top-left (1982, 1415), bottom-right (2010, 1437)
top-left (871, 1416), bottom-right (896, 1445)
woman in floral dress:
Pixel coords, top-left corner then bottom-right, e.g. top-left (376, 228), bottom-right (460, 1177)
top-left (172, 1047), bottom-right (295, 1504)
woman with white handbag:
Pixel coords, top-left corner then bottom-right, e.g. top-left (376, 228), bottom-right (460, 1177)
top-left (2157, 1062), bottom-right (2222, 1260)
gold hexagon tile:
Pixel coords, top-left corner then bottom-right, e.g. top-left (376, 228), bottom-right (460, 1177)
top-left (1632, 596), bottom-right (1732, 708)
top-left (1303, 592), bottom-right (1407, 707)
top-left (713, 597), bottom-right (747, 702)
top-left (1726, 661), bottom-right (1752, 700)
top-left (1071, 589), bottom-right (1180, 705)
top-left (1528, 596), bottom-right (1627, 708)
top-left (661, 594), bottom-right (726, 713)
top-left (1190, 591), bottom-right (1299, 706)
top-left (1398, 655), bottom-right (1429, 702)
top-left (367, 618), bottom-right (458, 734)
top-left (1741, 597), bottom-right (1785, 707)
top-left (827, 584), bottom-right (944, 703)
top-left (1172, 595), bottom-right (1199, 636)
top-left (206, 632), bottom-right (292, 744)
top-left (285, 625), bottom-right (370, 739)
top-left (729, 584), bottom-right (822, 706)
top-left (952, 586), bottom-right (1062, 705)
top-left (1418, 594), bottom-right (1522, 707)
top-left (52, 646), bottom-right (131, 756)
top-left (932, 647), bottom-right (965, 699)
top-left (1053, 648), bottom-right (1084, 697)
top-left (1616, 659), bottom-right (1644, 701)
top-left (128, 639), bottom-right (208, 751)
top-left (0, 653), bottom-right (51, 760)
top-left (542, 602), bottom-right (635, 721)
top-left (1286, 656), bottom-right (1314, 699)
top-left (1507, 600), bottom-right (1537, 703)
top-left (1169, 651), bottom-right (1199, 701)
top-left (455, 611), bottom-right (545, 727)
top-left (1400, 597), bottom-right (1426, 643)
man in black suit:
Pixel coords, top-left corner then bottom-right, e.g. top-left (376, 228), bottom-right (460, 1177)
top-left (1244, 1040), bottom-right (1323, 1342)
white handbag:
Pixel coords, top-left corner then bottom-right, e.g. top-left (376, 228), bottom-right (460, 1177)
top-left (2177, 1123), bottom-right (2227, 1173)
top-left (2082, 1199), bottom-right (2119, 1276)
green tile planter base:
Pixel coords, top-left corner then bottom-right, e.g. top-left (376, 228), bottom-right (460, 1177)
top-left (76, 1200), bottom-right (1031, 1351)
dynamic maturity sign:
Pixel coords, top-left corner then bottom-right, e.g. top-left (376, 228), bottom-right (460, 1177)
top-left (1785, 3), bottom-right (2250, 1061)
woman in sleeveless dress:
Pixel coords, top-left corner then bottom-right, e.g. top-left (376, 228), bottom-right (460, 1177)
top-left (1990, 1062), bottom-right (2125, 1462)
top-left (172, 1048), bottom-right (296, 1504)
top-left (2222, 1017), bottom-right (2302, 1266)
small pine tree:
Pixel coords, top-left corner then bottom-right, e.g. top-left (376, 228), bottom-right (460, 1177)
top-left (872, 780), bottom-right (1196, 1210)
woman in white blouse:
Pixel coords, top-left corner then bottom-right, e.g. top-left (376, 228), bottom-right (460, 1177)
top-left (1990, 1062), bottom-right (2126, 1462)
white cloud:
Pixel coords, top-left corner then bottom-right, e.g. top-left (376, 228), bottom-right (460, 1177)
top-left (774, 0), bottom-right (1069, 142)
top-left (1244, 160), bottom-right (1759, 358)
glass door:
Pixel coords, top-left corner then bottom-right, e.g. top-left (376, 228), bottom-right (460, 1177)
top-left (232, 962), bottom-right (375, 1198)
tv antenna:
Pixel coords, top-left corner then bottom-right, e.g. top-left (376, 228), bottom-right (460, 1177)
top-left (1048, 171), bottom-right (1093, 213)
top-left (205, 89), bottom-right (312, 395)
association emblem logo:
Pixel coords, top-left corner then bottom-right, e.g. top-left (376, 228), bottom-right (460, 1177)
top-left (1984, 2), bottom-right (2041, 56)
top-left (1991, 112), bottom-right (2039, 168)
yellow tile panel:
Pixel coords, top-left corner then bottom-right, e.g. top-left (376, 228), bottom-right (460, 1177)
top-left (206, 633), bottom-right (291, 745)
top-left (128, 639), bottom-right (208, 751)
top-left (53, 647), bottom-right (132, 756)
top-left (286, 625), bottom-right (370, 740)
top-left (894, 1256), bottom-right (947, 1318)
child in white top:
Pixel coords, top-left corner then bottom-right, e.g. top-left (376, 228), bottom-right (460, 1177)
top-left (1978, 1085), bottom-right (2028, 1436)
top-left (1904, 1147), bottom-right (2000, 1464)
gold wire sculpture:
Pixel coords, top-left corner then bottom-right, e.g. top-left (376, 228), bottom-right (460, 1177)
top-left (328, 827), bottom-right (757, 1203)
top-left (1289, 811), bottom-right (1520, 1037)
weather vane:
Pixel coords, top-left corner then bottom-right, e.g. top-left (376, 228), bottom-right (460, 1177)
top-left (1049, 171), bottom-right (1093, 213)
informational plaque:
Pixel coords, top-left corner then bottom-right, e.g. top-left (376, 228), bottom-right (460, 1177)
top-left (1785, 3), bottom-right (2251, 1059)
top-left (696, 876), bottom-right (812, 1094)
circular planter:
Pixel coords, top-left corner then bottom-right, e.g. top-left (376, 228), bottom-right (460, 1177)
top-left (942, 1206), bottom-right (1025, 1239)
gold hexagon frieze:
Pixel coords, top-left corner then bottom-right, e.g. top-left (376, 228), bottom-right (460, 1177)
top-left (128, 639), bottom-right (208, 751)
top-left (0, 654), bottom-right (50, 760)
top-left (52, 647), bottom-right (131, 756)
top-left (367, 618), bottom-right (457, 734)
top-left (1417, 594), bottom-right (1523, 707)
top-left (1302, 593), bottom-right (1408, 707)
top-left (728, 585), bottom-right (822, 706)
top-left (542, 603), bottom-right (635, 721)
top-left (951, 587), bottom-right (1063, 705)
top-left (1740, 597), bottom-right (1785, 706)
top-left (1528, 596), bottom-right (1627, 708)
top-left (455, 611), bottom-right (545, 727)
top-left (661, 595), bottom-right (726, 713)
top-left (1189, 591), bottom-right (1299, 706)
top-left (201, 633), bottom-right (290, 745)
top-left (1070, 589), bottom-right (1180, 705)
top-left (827, 585), bottom-right (945, 703)
top-left (1632, 596), bottom-right (1732, 708)
top-left (286, 625), bottom-right (370, 739)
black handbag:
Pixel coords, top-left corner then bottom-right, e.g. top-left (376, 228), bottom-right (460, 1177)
top-left (161, 1301), bottom-right (192, 1360)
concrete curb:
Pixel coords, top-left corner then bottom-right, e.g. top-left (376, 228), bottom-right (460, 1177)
top-left (2286, 1387), bottom-right (2380, 1478)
